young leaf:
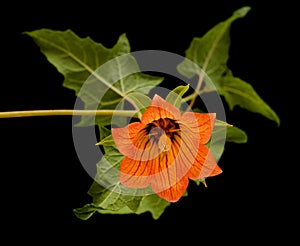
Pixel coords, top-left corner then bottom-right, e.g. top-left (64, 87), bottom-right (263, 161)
top-left (165, 84), bottom-right (190, 108)
top-left (220, 74), bottom-right (280, 125)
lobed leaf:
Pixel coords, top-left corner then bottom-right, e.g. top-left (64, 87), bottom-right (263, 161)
top-left (177, 6), bottom-right (251, 85)
top-left (24, 29), bottom-right (130, 94)
top-left (25, 29), bottom-right (163, 128)
top-left (176, 6), bottom-right (280, 125)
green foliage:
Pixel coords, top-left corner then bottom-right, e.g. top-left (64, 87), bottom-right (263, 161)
top-left (177, 6), bottom-right (279, 126)
top-left (220, 73), bottom-right (280, 125)
top-left (177, 6), bottom-right (251, 84)
top-left (74, 193), bottom-right (170, 220)
top-left (165, 84), bottom-right (190, 109)
top-left (75, 127), bottom-right (170, 218)
top-left (25, 29), bottom-right (130, 94)
top-left (213, 120), bottom-right (247, 144)
top-left (25, 5), bottom-right (280, 221)
top-left (126, 92), bottom-right (152, 115)
top-left (25, 29), bottom-right (163, 127)
top-left (226, 126), bottom-right (248, 143)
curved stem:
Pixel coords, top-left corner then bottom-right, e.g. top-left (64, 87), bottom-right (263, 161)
top-left (187, 72), bottom-right (205, 110)
top-left (0, 109), bottom-right (138, 118)
top-left (182, 87), bottom-right (216, 104)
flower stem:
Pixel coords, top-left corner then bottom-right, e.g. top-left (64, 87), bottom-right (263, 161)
top-left (0, 109), bottom-right (138, 118)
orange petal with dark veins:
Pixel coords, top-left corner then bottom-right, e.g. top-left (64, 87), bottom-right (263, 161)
top-left (141, 94), bottom-right (181, 125)
top-left (181, 112), bottom-right (216, 144)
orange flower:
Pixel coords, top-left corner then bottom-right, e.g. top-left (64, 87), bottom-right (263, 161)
top-left (112, 94), bottom-right (222, 202)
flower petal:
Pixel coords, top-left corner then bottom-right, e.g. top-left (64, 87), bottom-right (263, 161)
top-left (119, 157), bottom-right (150, 188)
top-left (112, 121), bottom-right (162, 161)
top-left (120, 148), bottom-right (177, 188)
top-left (154, 177), bottom-right (189, 202)
top-left (113, 96), bottom-right (221, 202)
top-left (120, 152), bottom-right (188, 202)
top-left (119, 139), bottom-right (189, 202)
top-left (188, 145), bottom-right (223, 179)
top-left (171, 122), bottom-right (222, 180)
top-left (111, 122), bottom-right (144, 157)
top-left (141, 94), bottom-right (181, 124)
top-left (181, 112), bottom-right (216, 144)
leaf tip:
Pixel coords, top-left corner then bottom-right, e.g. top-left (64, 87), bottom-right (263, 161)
top-left (233, 6), bottom-right (251, 18)
top-left (274, 115), bottom-right (281, 127)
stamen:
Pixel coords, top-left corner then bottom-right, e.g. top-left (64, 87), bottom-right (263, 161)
top-left (158, 132), bottom-right (171, 152)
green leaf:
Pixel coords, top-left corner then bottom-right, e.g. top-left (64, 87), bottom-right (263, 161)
top-left (25, 29), bottom-right (163, 128)
top-left (176, 7), bottom-right (280, 125)
top-left (76, 169), bottom-right (170, 220)
top-left (209, 120), bottom-right (247, 161)
top-left (220, 74), bottom-right (280, 125)
top-left (73, 204), bottom-right (98, 220)
top-left (213, 120), bottom-right (247, 144)
top-left (74, 193), bottom-right (170, 220)
top-left (165, 84), bottom-right (190, 109)
top-left (126, 91), bottom-right (151, 114)
top-left (73, 202), bottom-right (142, 219)
top-left (88, 181), bottom-right (143, 212)
top-left (177, 6), bottom-right (251, 85)
top-left (76, 139), bottom-right (170, 219)
top-left (95, 72), bottom-right (163, 127)
top-left (85, 204), bottom-right (134, 216)
top-left (135, 194), bottom-right (170, 219)
top-left (226, 126), bottom-right (248, 143)
top-left (74, 132), bottom-right (171, 220)
top-left (97, 194), bottom-right (170, 220)
top-left (24, 29), bottom-right (130, 94)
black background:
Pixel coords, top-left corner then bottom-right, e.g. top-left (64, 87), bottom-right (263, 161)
top-left (0, 0), bottom-right (295, 244)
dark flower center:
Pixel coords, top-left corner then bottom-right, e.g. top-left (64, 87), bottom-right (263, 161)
top-left (146, 118), bottom-right (180, 152)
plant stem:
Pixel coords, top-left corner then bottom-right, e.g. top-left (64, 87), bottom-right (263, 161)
top-left (182, 87), bottom-right (216, 103)
top-left (0, 109), bottom-right (138, 118)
